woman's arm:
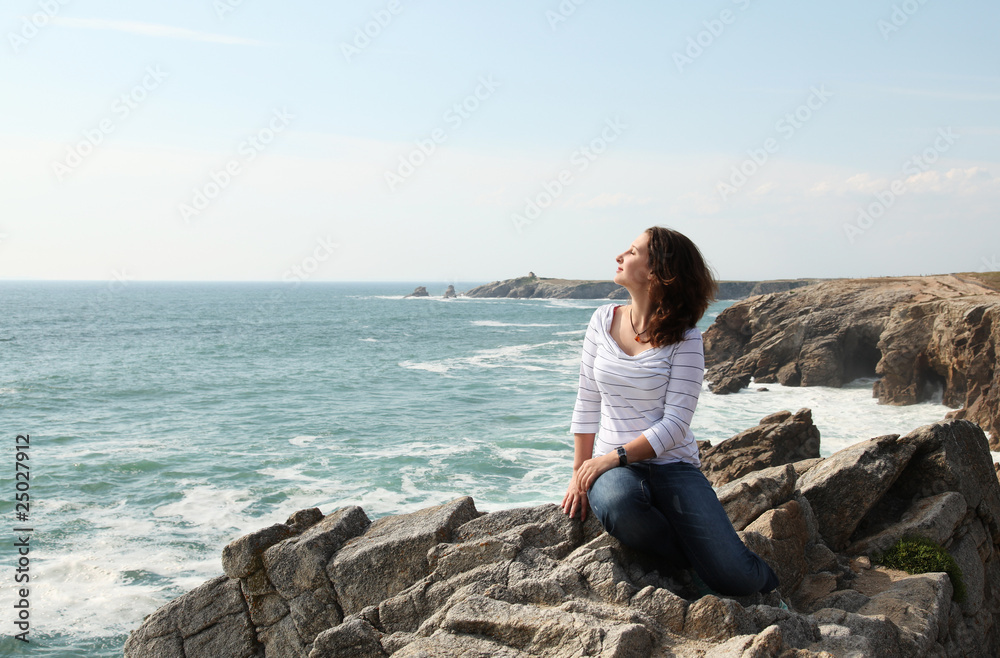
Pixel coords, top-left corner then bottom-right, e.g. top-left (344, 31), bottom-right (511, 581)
top-left (572, 432), bottom-right (595, 471)
top-left (563, 310), bottom-right (602, 520)
top-left (570, 312), bottom-right (602, 435)
top-left (573, 433), bottom-right (656, 491)
top-left (562, 432), bottom-right (657, 520)
top-left (640, 331), bottom-right (705, 457)
top-left (562, 433), bottom-right (594, 520)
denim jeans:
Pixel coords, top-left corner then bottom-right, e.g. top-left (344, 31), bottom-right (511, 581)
top-left (588, 461), bottom-right (779, 596)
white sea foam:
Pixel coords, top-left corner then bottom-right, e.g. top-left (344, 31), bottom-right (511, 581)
top-left (398, 360), bottom-right (452, 373)
top-left (359, 337), bottom-right (378, 342)
top-left (290, 434), bottom-right (319, 447)
top-left (0, 498), bottom-right (225, 641)
top-left (696, 378), bottom-right (954, 456)
top-left (542, 299), bottom-right (605, 309)
top-left (259, 466), bottom-right (306, 480)
top-left (400, 340), bottom-right (579, 375)
top-left (153, 484), bottom-right (256, 528)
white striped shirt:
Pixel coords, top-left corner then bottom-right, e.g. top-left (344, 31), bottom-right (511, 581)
top-left (570, 304), bottom-right (703, 466)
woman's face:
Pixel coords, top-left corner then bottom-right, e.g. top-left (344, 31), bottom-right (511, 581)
top-left (614, 232), bottom-right (652, 290)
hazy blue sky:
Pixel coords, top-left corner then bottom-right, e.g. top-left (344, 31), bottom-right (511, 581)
top-left (2, 0), bottom-right (998, 283)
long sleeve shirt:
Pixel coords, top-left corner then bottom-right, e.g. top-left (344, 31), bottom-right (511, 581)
top-left (570, 304), bottom-right (704, 466)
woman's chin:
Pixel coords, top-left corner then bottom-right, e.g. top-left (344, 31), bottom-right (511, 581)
top-left (614, 274), bottom-right (635, 290)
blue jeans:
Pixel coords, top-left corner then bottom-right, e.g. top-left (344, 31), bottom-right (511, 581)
top-left (588, 461), bottom-right (779, 596)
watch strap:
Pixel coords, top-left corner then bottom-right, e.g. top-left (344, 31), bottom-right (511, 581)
top-left (616, 446), bottom-right (627, 467)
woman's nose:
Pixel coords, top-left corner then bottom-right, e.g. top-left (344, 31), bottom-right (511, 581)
top-left (616, 253), bottom-right (624, 263)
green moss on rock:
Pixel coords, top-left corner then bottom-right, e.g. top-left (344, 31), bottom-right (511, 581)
top-left (875, 536), bottom-right (966, 603)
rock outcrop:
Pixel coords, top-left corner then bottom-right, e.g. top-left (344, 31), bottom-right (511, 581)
top-left (463, 276), bottom-right (628, 300)
top-left (715, 279), bottom-right (830, 301)
top-left (404, 287), bottom-right (429, 298)
top-left (463, 277), bottom-right (824, 300)
top-left (442, 285), bottom-right (456, 299)
top-left (126, 418), bottom-right (1000, 657)
top-left (703, 275), bottom-right (1000, 445)
top-left (700, 408), bottom-right (822, 486)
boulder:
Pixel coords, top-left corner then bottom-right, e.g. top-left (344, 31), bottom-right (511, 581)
top-left (796, 433), bottom-right (916, 551)
top-left (700, 408), bottom-right (821, 486)
top-left (717, 462), bottom-right (797, 531)
top-left (856, 572), bottom-right (952, 656)
top-left (123, 576), bottom-right (257, 658)
top-left (327, 496), bottom-right (479, 615)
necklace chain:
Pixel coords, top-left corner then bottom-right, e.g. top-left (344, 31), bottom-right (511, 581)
top-left (628, 307), bottom-right (649, 343)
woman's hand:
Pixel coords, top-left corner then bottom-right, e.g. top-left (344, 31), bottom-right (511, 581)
top-left (561, 452), bottom-right (617, 521)
top-left (575, 452), bottom-right (617, 492)
top-left (561, 470), bottom-right (591, 521)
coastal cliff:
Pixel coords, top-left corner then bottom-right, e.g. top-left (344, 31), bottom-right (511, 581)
top-left (462, 275), bottom-right (825, 300)
top-left (126, 417), bottom-right (1000, 657)
top-left (704, 274), bottom-right (1000, 446)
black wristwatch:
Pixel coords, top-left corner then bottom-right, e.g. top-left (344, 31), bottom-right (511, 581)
top-left (616, 446), bottom-right (628, 467)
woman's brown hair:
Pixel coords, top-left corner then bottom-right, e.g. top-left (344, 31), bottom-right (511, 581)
top-left (643, 226), bottom-right (718, 347)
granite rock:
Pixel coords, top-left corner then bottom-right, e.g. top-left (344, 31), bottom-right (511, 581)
top-left (126, 419), bottom-right (1000, 658)
top-left (702, 274), bottom-right (1000, 443)
top-left (700, 408), bottom-right (821, 486)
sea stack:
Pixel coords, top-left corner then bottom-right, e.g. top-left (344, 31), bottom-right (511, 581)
top-left (405, 286), bottom-right (429, 298)
top-left (443, 285), bottom-right (456, 298)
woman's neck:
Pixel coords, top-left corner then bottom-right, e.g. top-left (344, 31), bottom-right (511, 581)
top-left (629, 291), bottom-right (652, 331)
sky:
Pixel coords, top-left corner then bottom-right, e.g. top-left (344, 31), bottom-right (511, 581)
top-left (1, 0), bottom-right (998, 283)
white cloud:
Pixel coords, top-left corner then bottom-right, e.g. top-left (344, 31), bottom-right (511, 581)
top-left (904, 167), bottom-right (999, 194)
top-left (804, 167), bottom-right (1000, 198)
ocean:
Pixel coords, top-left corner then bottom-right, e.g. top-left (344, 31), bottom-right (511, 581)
top-left (0, 281), bottom-right (963, 656)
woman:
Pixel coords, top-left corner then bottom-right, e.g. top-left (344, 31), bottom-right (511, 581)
top-left (561, 226), bottom-right (778, 597)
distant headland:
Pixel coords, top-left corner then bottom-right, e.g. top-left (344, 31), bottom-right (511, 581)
top-left (458, 273), bottom-right (829, 300)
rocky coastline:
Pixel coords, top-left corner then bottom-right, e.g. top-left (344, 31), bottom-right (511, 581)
top-left (126, 415), bottom-right (1000, 657)
top-left (461, 275), bottom-right (825, 301)
top-left (702, 274), bottom-right (1000, 447)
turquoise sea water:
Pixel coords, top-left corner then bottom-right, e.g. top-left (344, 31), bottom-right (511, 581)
top-left (0, 282), bottom-right (957, 656)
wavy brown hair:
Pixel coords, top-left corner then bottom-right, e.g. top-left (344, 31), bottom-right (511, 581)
top-left (643, 227), bottom-right (718, 347)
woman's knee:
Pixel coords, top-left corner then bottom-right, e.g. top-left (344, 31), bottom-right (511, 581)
top-left (587, 467), bottom-right (650, 531)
